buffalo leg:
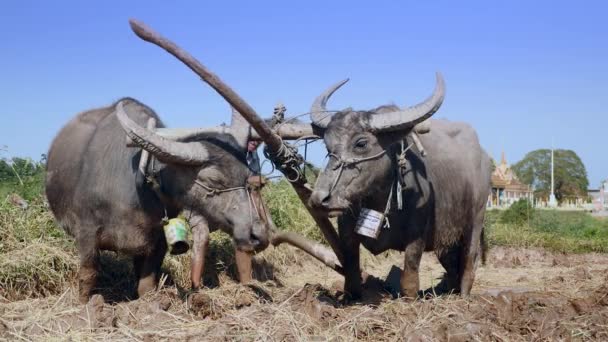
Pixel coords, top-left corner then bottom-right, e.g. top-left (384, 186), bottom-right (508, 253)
top-left (437, 244), bottom-right (462, 294)
top-left (78, 249), bottom-right (99, 304)
top-left (190, 219), bottom-right (210, 289)
top-left (459, 212), bottom-right (485, 295)
top-left (134, 239), bottom-right (167, 297)
top-left (234, 249), bottom-right (253, 283)
top-left (342, 238), bottom-right (361, 300)
top-left (338, 216), bottom-right (362, 300)
top-left (400, 238), bottom-right (425, 299)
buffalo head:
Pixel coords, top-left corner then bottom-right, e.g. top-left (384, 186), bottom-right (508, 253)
top-left (309, 74), bottom-right (445, 216)
top-left (116, 100), bottom-right (269, 253)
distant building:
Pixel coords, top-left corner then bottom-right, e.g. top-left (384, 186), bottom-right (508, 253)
top-left (588, 179), bottom-right (607, 210)
top-left (487, 152), bottom-right (533, 207)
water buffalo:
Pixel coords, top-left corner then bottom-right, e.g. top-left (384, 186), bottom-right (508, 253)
top-left (308, 74), bottom-right (492, 299)
top-left (45, 98), bottom-right (270, 302)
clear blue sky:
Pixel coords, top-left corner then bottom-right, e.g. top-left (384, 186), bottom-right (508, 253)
top-left (1, 1), bottom-right (606, 186)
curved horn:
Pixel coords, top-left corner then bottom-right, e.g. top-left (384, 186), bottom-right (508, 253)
top-left (368, 73), bottom-right (445, 132)
top-left (116, 101), bottom-right (209, 165)
top-left (126, 122), bottom-right (315, 147)
top-left (310, 79), bottom-right (349, 129)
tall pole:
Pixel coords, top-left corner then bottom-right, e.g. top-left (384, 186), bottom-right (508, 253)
top-left (551, 147), bottom-right (554, 194)
top-left (549, 143), bottom-right (558, 207)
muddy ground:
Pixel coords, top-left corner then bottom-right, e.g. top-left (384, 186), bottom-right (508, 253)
top-left (1, 246), bottom-right (607, 341)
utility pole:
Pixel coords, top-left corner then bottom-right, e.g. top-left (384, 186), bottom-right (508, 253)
top-left (548, 144), bottom-right (558, 208)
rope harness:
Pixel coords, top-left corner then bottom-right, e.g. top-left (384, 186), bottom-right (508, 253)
top-left (327, 149), bottom-right (387, 193)
top-left (193, 179), bottom-right (247, 198)
top-left (194, 175), bottom-right (270, 226)
top-left (324, 139), bottom-right (415, 228)
top-left (262, 142), bottom-right (305, 183)
top-left (262, 109), bottom-right (337, 184)
top-left (143, 155), bottom-right (268, 226)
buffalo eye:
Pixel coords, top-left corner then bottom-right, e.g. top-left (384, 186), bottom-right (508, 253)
top-left (354, 138), bottom-right (368, 150)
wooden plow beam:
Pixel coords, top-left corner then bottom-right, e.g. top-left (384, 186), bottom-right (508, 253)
top-left (126, 19), bottom-right (348, 276)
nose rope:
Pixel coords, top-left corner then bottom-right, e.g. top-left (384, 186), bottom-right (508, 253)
top-left (148, 159), bottom-right (263, 229)
top-left (327, 149), bottom-right (388, 194)
top-left (194, 180), bottom-right (246, 197)
top-left (246, 187), bottom-right (254, 225)
top-left (193, 179), bottom-right (265, 225)
top-left (396, 140), bottom-right (415, 211)
top-left (248, 186), bottom-right (271, 225)
top-left (325, 140), bottom-right (415, 226)
top-left (329, 161), bottom-right (345, 194)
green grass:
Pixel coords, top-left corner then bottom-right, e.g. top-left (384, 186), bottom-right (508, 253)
top-left (262, 179), bottom-right (323, 242)
top-left (0, 172), bottom-right (45, 202)
top-left (486, 208), bottom-right (608, 253)
top-left (263, 181), bottom-right (608, 254)
top-left (0, 197), bottom-right (78, 300)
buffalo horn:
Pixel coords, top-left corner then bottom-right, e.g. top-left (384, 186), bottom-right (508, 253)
top-left (116, 101), bottom-right (209, 165)
top-left (368, 73), bottom-right (445, 132)
top-left (125, 122), bottom-right (315, 147)
top-left (310, 74), bottom-right (444, 132)
top-left (310, 79), bottom-right (349, 129)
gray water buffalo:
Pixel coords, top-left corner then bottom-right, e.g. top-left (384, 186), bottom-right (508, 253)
top-left (46, 98), bottom-right (270, 302)
top-left (308, 74), bottom-right (492, 299)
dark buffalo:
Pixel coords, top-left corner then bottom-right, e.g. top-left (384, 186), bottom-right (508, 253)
top-left (46, 98), bottom-right (269, 302)
top-left (308, 75), bottom-right (492, 299)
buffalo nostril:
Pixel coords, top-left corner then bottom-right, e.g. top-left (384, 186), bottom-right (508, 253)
top-left (311, 190), bottom-right (331, 208)
top-left (310, 190), bottom-right (331, 209)
top-left (249, 232), bottom-right (269, 251)
top-left (321, 193), bottom-right (331, 207)
top-left (250, 233), bottom-right (261, 245)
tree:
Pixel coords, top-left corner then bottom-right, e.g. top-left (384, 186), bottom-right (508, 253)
top-left (512, 149), bottom-right (589, 203)
top-left (0, 156), bottom-right (46, 200)
top-left (0, 159), bottom-right (15, 182)
top-left (10, 157), bottom-right (40, 177)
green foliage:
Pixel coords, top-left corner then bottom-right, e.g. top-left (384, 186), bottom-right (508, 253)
top-left (303, 161), bottom-right (321, 184)
top-left (0, 171), bottom-right (45, 201)
top-left (0, 155), bottom-right (46, 201)
top-left (487, 209), bottom-right (608, 253)
top-left (499, 198), bottom-right (535, 226)
top-left (511, 149), bottom-right (589, 203)
top-left (262, 179), bottom-right (323, 242)
top-left (531, 210), bottom-right (608, 240)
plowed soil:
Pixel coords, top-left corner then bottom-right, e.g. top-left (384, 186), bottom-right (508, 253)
top-left (1, 246), bottom-right (607, 341)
